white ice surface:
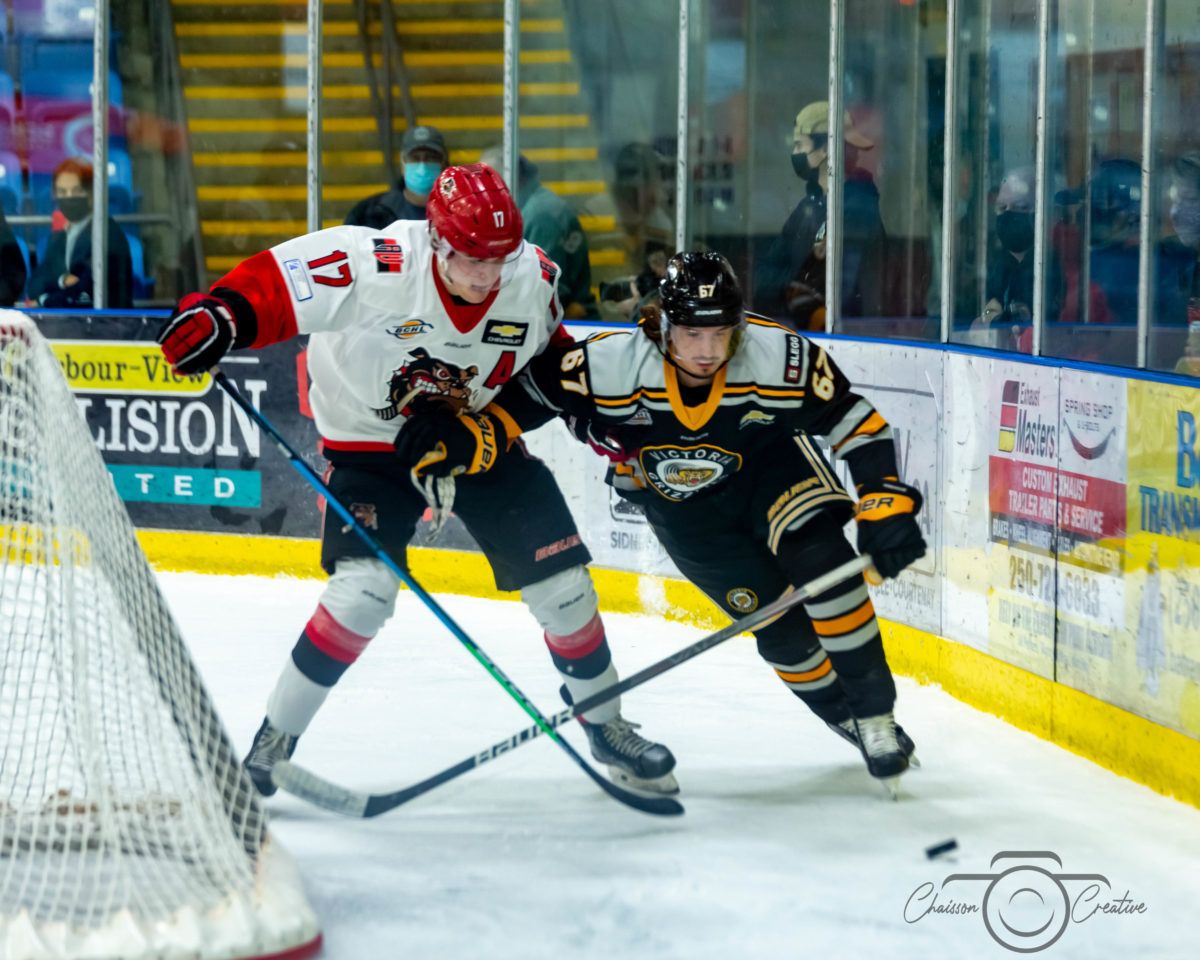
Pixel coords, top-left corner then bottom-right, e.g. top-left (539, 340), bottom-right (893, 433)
top-left (163, 572), bottom-right (1200, 960)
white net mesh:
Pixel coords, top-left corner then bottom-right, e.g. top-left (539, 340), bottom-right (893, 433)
top-left (0, 314), bottom-right (320, 960)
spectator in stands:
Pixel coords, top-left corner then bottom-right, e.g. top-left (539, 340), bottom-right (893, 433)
top-left (1049, 157), bottom-right (1143, 337)
top-left (480, 147), bottom-right (598, 319)
top-left (344, 125), bottom-right (449, 229)
top-left (0, 207), bottom-right (26, 306)
top-left (970, 167), bottom-right (1063, 350)
top-left (611, 142), bottom-right (674, 261)
top-left (754, 101), bottom-right (886, 330)
top-left (594, 143), bottom-right (674, 322)
top-left (1085, 158), bottom-right (1143, 326)
top-left (977, 166), bottom-right (1036, 331)
top-left (1156, 152), bottom-right (1200, 374)
top-left (28, 158), bottom-right (133, 309)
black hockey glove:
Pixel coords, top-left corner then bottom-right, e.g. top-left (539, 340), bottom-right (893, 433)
top-left (854, 479), bottom-right (926, 580)
top-left (158, 292), bottom-right (239, 375)
top-left (394, 409), bottom-right (502, 479)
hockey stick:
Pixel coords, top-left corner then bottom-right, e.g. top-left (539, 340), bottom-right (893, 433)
top-left (273, 553), bottom-right (872, 817)
top-left (212, 371), bottom-right (683, 818)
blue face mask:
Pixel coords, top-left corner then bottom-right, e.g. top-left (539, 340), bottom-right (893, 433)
top-left (405, 162), bottom-right (441, 198)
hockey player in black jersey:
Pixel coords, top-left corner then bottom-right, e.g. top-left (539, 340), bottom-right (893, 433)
top-left (402, 252), bottom-right (927, 793)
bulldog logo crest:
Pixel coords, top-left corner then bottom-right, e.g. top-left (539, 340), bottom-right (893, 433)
top-left (373, 347), bottom-right (479, 421)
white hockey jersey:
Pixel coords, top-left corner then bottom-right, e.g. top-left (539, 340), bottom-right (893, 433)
top-left (222, 219), bottom-right (563, 454)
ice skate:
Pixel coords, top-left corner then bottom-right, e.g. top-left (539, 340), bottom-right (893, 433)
top-left (843, 712), bottom-right (909, 799)
top-left (561, 686), bottom-right (679, 796)
top-left (243, 717), bottom-right (299, 797)
top-left (827, 715), bottom-right (919, 768)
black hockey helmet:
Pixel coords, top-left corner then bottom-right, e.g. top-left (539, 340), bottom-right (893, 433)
top-left (641, 252), bottom-right (747, 367)
top-left (658, 251), bottom-right (745, 330)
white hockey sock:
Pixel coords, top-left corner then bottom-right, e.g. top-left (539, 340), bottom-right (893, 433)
top-left (561, 663), bottom-right (620, 725)
top-left (266, 659), bottom-right (332, 737)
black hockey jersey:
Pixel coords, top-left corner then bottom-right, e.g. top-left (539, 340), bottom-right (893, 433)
top-left (498, 317), bottom-right (900, 506)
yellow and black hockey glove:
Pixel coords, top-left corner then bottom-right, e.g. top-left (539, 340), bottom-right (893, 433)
top-left (395, 409), bottom-right (507, 534)
top-left (394, 409), bottom-right (502, 479)
top-left (853, 479), bottom-right (926, 579)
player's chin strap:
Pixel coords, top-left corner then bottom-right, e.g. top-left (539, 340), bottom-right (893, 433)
top-left (409, 442), bottom-right (460, 535)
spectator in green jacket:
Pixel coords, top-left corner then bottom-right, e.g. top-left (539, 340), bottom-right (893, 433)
top-left (482, 147), bottom-right (598, 319)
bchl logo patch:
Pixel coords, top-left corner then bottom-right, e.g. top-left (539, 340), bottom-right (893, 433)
top-left (482, 320), bottom-right (529, 347)
top-left (726, 588), bottom-right (758, 614)
top-left (386, 319), bottom-right (432, 340)
top-left (639, 444), bottom-right (742, 501)
top-left (372, 238), bottom-right (404, 273)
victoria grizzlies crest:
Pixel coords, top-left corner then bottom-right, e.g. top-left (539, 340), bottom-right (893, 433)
top-left (638, 444), bottom-right (742, 502)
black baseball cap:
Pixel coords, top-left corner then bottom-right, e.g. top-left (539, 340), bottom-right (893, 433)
top-left (401, 125), bottom-right (447, 161)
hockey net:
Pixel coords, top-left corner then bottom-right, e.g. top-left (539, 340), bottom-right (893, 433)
top-left (0, 313), bottom-right (321, 960)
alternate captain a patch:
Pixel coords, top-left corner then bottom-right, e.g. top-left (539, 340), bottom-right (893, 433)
top-left (372, 238), bottom-right (404, 273)
top-left (638, 444), bottom-right (743, 502)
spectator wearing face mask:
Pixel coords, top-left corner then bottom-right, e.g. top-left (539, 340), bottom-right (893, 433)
top-left (28, 157), bottom-right (133, 309)
top-left (344, 125), bottom-right (449, 229)
top-left (973, 166), bottom-right (1061, 341)
top-left (754, 101), bottom-right (885, 330)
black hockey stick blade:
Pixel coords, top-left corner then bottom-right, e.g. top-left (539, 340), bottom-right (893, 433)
top-left (272, 554), bottom-right (871, 818)
top-left (273, 749), bottom-right (684, 819)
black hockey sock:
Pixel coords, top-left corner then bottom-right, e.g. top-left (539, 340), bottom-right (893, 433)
top-left (757, 630), bottom-right (852, 724)
top-left (775, 518), bottom-right (896, 718)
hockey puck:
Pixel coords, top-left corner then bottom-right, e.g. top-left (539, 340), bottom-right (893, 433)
top-left (925, 839), bottom-right (958, 860)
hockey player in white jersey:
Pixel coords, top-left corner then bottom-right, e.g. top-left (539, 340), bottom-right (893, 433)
top-left (467, 252), bottom-right (926, 793)
top-left (157, 163), bottom-right (677, 796)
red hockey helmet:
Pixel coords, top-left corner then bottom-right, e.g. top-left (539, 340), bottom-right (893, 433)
top-left (426, 162), bottom-right (524, 260)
